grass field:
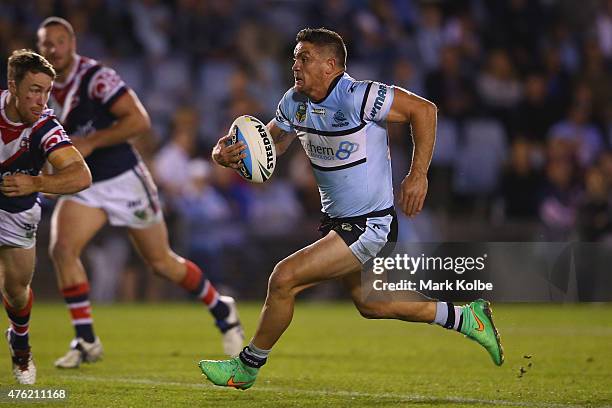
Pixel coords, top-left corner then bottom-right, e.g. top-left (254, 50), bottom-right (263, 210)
top-left (0, 302), bottom-right (611, 407)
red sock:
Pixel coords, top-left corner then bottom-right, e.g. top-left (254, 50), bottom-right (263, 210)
top-left (180, 260), bottom-right (220, 308)
top-left (61, 282), bottom-right (95, 342)
top-left (3, 288), bottom-right (33, 349)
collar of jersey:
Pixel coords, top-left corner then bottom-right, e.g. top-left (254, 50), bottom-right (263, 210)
top-left (310, 72), bottom-right (345, 104)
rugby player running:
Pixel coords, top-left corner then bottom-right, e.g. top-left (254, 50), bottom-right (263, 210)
top-left (201, 28), bottom-right (504, 389)
top-left (36, 17), bottom-right (244, 369)
top-left (0, 50), bottom-right (91, 383)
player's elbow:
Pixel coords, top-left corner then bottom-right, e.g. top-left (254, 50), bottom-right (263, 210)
top-left (135, 111), bottom-right (152, 135)
top-left (421, 99), bottom-right (437, 117)
top-left (73, 163), bottom-right (92, 193)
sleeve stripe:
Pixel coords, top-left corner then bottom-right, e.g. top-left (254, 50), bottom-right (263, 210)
top-left (44, 141), bottom-right (72, 158)
top-left (359, 81), bottom-right (373, 122)
top-left (38, 124), bottom-right (64, 145)
top-left (278, 106), bottom-right (290, 122)
top-left (102, 84), bottom-right (127, 106)
top-left (104, 86), bottom-right (128, 108)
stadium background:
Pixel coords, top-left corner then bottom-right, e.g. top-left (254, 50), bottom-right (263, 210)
top-left (0, 0), bottom-right (610, 302)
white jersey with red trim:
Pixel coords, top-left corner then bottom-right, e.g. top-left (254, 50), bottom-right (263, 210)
top-left (0, 90), bottom-right (72, 213)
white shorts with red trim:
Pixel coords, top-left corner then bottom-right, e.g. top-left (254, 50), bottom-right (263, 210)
top-left (59, 163), bottom-right (163, 229)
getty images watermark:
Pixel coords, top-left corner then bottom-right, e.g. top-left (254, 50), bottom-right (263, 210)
top-left (371, 253), bottom-right (493, 292)
top-left (362, 242), bottom-right (612, 302)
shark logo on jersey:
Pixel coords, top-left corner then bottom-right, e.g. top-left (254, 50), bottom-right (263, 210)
top-left (332, 110), bottom-right (349, 128)
top-left (295, 103), bottom-right (307, 123)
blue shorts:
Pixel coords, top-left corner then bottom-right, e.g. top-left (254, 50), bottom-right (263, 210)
top-left (318, 206), bottom-right (398, 264)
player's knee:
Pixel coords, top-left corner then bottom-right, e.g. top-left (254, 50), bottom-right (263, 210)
top-left (49, 239), bottom-right (79, 263)
top-left (146, 257), bottom-right (171, 277)
top-left (268, 260), bottom-right (296, 296)
top-left (2, 284), bottom-right (29, 310)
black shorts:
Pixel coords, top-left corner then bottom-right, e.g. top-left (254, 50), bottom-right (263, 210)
top-left (318, 206), bottom-right (398, 264)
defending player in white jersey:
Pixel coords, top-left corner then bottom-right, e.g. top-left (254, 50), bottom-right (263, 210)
top-left (0, 49), bottom-right (91, 384)
top-left (36, 17), bottom-right (244, 369)
top-left (200, 28), bottom-right (504, 389)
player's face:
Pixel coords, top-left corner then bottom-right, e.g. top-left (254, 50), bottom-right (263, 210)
top-left (292, 42), bottom-right (329, 97)
top-left (9, 72), bottom-right (53, 125)
top-left (37, 25), bottom-right (76, 74)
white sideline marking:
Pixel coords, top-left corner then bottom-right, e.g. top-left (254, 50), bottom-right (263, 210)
top-left (58, 374), bottom-right (591, 408)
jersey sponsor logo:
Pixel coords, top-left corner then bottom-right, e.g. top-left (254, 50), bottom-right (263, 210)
top-left (369, 84), bottom-right (388, 120)
top-left (0, 169), bottom-right (32, 181)
top-left (295, 102), bottom-right (307, 123)
top-left (332, 110), bottom-right (349, 128)
top-left (311, 108), bottom-right (325, 115)
top-left (302, 140), bottom-right (359, 161)
top-left (72, 120), bottom-right (95, 137)
top-left (335, 141), bottom-right (359, 160)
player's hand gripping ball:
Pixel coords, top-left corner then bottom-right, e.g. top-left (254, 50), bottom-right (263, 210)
top-left (228, 115), bottom-right (276, 183)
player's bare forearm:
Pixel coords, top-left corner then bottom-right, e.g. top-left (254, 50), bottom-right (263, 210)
top-left (39, 145), bottom-right (92, 194)
top-left (83, 90), bottom-right (151, 151)
top-left (387, 87), bottom-right (437, 175)
top-left (267, 120), bottom-right (296, 156)
top-left (1, 147), bottom-right (91, 196)
top-left (387, 87), bottom-right (437, 217)
top-left (36, 160), bottom-right (91, 194)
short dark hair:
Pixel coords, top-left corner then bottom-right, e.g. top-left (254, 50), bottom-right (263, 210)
top-left (38, 16), bottom-right (75, 37)
top-left (296, 28), bottom-right (347, 69)
top-left (8, 49), bottom-right (56, 85)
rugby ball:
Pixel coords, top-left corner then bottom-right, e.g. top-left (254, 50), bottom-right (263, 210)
top-left (229, 115), bottom-right (276, 183)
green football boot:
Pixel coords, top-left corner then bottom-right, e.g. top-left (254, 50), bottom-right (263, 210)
top-left (198, 357), bottom-right (258, 390)
top-left (460, 299), bottom-right (504, 366)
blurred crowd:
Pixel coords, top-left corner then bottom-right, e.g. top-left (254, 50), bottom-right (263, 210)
top-left (1, 0), bottom-right (611, 297)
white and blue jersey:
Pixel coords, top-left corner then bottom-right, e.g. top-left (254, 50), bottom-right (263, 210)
top-left (274, 73), bottom-right (395, 218)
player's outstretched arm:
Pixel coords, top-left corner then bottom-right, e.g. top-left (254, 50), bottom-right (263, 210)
top-left (387, 88), bottom-right (437, 217)
top-left (0, 146), bottom-right (91, 197)
top-left (267, 121), bottom-right (296, 157)
top-left (72, 89), bottom-right (151, 157)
